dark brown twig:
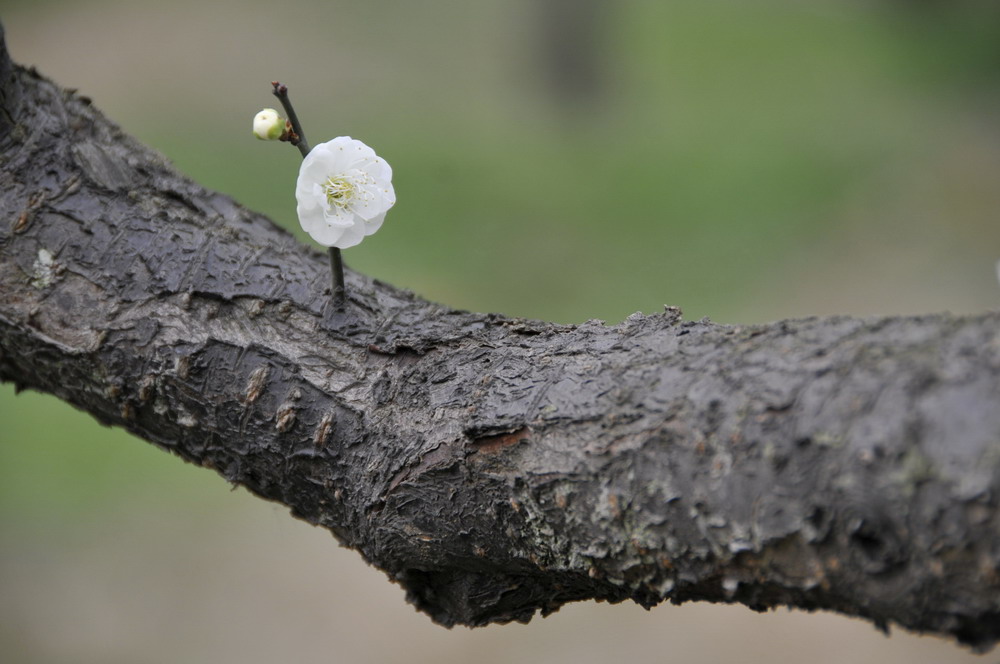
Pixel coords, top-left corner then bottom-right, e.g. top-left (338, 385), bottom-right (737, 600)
top-left (271, 81), bottom-right (311, 158)
top-left (271, 81), bottom-right (343, 309)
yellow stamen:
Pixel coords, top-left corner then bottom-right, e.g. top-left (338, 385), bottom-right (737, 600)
top-left (323, 176), bottom-right (355, 209)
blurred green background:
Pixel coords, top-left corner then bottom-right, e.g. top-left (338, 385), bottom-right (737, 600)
top-left (2, 0), bottom-right (999, 662)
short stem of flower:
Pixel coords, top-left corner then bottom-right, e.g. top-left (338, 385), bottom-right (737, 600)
top-left (271, 81), bottom-right (311, 158)
top-left (330, 247), bottom-right (346, 311)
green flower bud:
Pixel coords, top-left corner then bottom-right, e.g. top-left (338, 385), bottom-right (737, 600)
top-left (253, 108), bottom-right (285, 140)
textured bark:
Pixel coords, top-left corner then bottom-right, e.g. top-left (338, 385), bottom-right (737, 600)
top-left (1, 24), bottom-right (999, 650)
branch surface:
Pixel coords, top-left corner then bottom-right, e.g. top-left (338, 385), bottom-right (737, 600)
top-left (1, 26), bottom-right (999, 649)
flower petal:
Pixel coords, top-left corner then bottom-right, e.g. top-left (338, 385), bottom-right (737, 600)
top-left (334, 219), bottom-right (367, 249)
top-left (368, 157), bottom-right (393, 182)
top-left (322, 206), bottom-right (355, 228)
top-left (308, 220), bottom-right (348, 247)
top-left (364, 211), bottom-right (387, 236)
top-left (297, 206), bottom-right (328, 234)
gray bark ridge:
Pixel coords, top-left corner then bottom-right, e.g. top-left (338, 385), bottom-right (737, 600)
top-left (1, 24), bottom-right (999, 650)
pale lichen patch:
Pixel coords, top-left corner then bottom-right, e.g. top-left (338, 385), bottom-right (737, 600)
top-left (176, 407), bottom-right (197, 428)
top-left (247, 299), bottom-right (266, 318)
top-left (31, 248), bottom-right (56, 288)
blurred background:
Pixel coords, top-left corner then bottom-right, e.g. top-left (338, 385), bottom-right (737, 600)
top-left (2, 0), bottom-right (1000, 662)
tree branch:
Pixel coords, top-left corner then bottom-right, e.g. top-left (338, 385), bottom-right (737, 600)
top-left (1, 25), bottom-right (999, 650)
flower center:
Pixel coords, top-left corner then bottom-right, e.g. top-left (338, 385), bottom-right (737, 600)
top-left (320, 169), bottom-right (377, 215)
top-left (322, 175), bottom-right (356, 210)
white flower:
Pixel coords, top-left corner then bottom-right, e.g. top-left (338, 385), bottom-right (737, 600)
top-left (295, 136), bottom-right (395, 249)
top-left (253, 108), bottom-right (285, 140)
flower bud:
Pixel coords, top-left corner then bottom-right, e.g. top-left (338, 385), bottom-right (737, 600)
top-left (253, 108), bottom-right (285, 140)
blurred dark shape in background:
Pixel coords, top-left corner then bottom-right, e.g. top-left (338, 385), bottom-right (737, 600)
top-left (534, 0), bottom-right (612, 108)
top-left (891, 0), bottom-right (999, 12)
top-left (888, 0), bottom-right (1000, 77)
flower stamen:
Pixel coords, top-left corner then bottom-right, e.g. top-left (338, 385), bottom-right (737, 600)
top-left (323, 175), bottom-right (356, 210)
top-left (321, 169), bottom-right (377, 214)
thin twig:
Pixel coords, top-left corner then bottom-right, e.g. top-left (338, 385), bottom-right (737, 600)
top-left (271, 81), bottom-right (311, 158)
top-left (271, 81), bottom-right (345, 310)
top-left (329, 247), bottom-right (346, 311)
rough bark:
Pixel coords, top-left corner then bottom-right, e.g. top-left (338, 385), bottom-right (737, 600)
top-left (1, 24), bottom-right (999, 650)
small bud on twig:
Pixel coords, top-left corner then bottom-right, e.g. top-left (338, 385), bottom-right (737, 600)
top-left (253, 108), bottom-right (286, 140)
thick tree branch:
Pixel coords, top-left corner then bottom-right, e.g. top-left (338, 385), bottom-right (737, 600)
top-left (1, 25), bottom-right (999, 649)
